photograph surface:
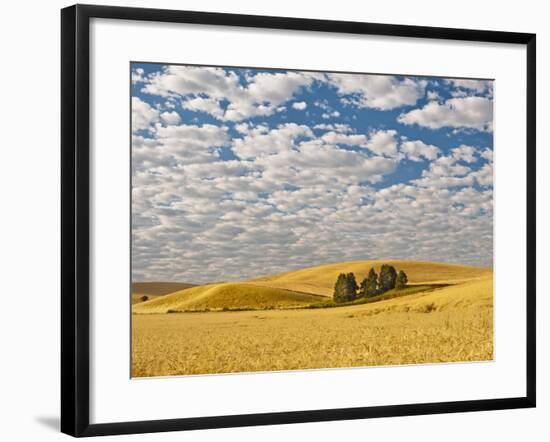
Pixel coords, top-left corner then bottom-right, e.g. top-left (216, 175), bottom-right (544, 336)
top-left (131, 63), bottom-right (494, 377)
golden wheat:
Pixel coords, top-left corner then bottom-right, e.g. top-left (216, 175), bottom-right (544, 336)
top-left (131, 268), bottom-right (493, 377)
top-left (132, 282), bottom-right (323, 313)
top-left (132, 282), bottom-right (196, 296)
top-left (249, 260), bottom-right (491, 297)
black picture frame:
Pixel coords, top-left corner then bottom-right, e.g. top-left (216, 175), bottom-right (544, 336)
top-left (61, 4), bottom-right (536, 437)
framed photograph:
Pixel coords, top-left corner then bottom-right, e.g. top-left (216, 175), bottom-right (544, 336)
top-left (61, 4), bottom-right (536, 437)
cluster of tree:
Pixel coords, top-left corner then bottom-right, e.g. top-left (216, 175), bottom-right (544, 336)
top-left (333, 265), bottom-right (408, 303)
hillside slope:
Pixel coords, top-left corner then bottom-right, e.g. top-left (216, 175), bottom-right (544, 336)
top-left (249, 260), bottom-right (491, 297)
top-left (132, 273), bottom-right (493, 376)
top-left (132, 282), bottom-right (323, 313)
top-left (132, 282), bottom-right (196, 296)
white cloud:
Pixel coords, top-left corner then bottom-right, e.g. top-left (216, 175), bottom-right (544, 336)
top-left (132, 124), bottom-right (493, 281)
top-left (321, 131), bottom-right (367, 146)
top-left (447, 79), bottom-right (492, 94)
top-left (132, 67), bottom-right (145, 84)
top-left (321, 110), bottom-right (340, 119)
top-left (451, 145), bottom-right (477, 163)
top-left (142, 65), bottom-right (240, 98)
top-left (328, 74), bottom-right (427, 110)
top-left (132, 67), bottom-right (493, 283)
top-left (182, 97), bottom-right (224, 118)
top-left (155, 123), bottom-right (229, 151)
top-left (246, 71), bottom-right (313, 105)
top-left (141, 65), bottom-right (315, 122)
top-left (292, 101), bottom-right (307, 110)
top-left (132, 97), bottom-right (159, 132)
top-left (400, 140), bottom-right (440, 162)
top-left (474, 163), bottom-right (493, 187)
top-left (160, 111), bottom-right (181, 125)
top-left (314, 100), bottom-right (331, 110)
top-left (313, 123), bottom-right (353, 133)
top-left (234, 122), bottom-right (250, 134)
top-left (480, 149), bottom-right (493, 162)
top-left (411, 144), bottom-right (490, 190)
top-left (132, 123), bottom-right (229, 172)
top-left (366, 130), bottom-right (398, 156)
top-left (232, 123), bottom-right (313, 160)
top-left (426, 90), bottom-right (441, 101)
top-left (398, 96), bottom-right (493, 132)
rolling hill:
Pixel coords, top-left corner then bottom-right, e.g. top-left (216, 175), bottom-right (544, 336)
top-left (132, 282), bottom-right (197, 296)
top-left (132, 282), bottom-right (323, 313)
top-left (132, 270), bottom-right (493, 376)
top-left (132, 282), bottom-right (197, 304)
top-left (132, 260), bottom-right (493, 376)
top-left (132, 260), bottom-right (492, 313)
top-left (249, 260), bottom-right (491, 297)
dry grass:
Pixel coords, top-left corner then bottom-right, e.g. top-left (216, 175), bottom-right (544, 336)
top-left (249, 260), bottom-right (491, 297)
top-left (132, 282), bottom-right (196, 297)
top-left (132, 268), bottom-right (493, 377)
top-left (132, 294), bottom-right (162, 305)
top-left (132, 282), bottom-right (323, 313)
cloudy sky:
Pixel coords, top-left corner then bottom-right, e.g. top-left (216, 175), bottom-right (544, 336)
top-left (131, 63), bottom-right (493, 284)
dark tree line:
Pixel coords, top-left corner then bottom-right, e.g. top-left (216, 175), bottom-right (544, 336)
top-left (333, 265), bottom-right (408, 303)
top-left (333, 273), bottom-right (359, 303)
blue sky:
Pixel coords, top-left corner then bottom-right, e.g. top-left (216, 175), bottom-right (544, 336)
top-left (131, 63), bottom-right (493, 283)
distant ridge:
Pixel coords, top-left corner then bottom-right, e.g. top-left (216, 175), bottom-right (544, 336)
top-left (132, 282), bottom-right (321, 313)
top-left (249, 259), bottom-right (491, 297)
top-left (132, 282), bottom-right (197, 297)
top-left (132, 260), bottom-right (492, 313)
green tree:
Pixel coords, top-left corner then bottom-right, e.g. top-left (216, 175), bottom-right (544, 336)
top-left (343, 273), bottom-right (359, 301)
top-left (333, 273), bottom-right (347, 303)
top-left (360, 267), bottom-right (379, 297)
top-left (379, 264), bottom-right (397, 292)
top-left (333, 273), bottom-right (358, 302)
top-left (396, 270), bottom-right (408, 289)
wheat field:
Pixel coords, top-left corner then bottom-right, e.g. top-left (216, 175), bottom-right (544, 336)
top-left (132, 282), bottom-right (323, 313)
top-left (249, 259), bottom-right (492, 297)
top-left (132, 282), bottom-right (197, 304)
top-left (132, 261), bottom-right (493, 377)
